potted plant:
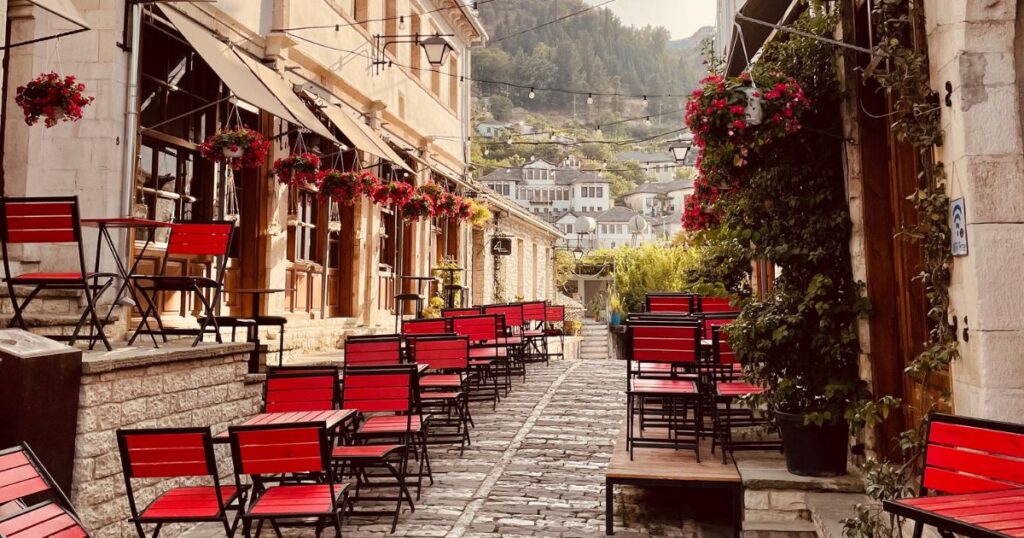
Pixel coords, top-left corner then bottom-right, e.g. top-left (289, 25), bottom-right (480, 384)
top-left (199, 127), bottom-right (270, 170)
top-left (273, 152), bottom-right (321, 187)
top-left (432, 192), bottom-right (460, 218)
top-left (15, 72), bottom-right (94, 128)
top-left (586, 293), bottom-right (607, 322)
top-left (564, 319), bottom-right (582, 336)
top-left (608, 293), bottom-right (624, 326)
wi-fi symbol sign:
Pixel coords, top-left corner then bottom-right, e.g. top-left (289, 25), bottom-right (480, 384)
top-left (950, 198), bottom-right (968, 256)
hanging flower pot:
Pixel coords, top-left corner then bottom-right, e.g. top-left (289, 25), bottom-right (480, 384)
top-left (15, 72), bottom-right (94, 128)
top-left (417, 182), bottom-right (443, 198)
top-left (317, 169), bottom-right (364, 205)
top-left (401, 193), bottom-right (435, 221)
top-left (370, 180), bottom-right (415, 207)
top-left (273, 152), bottom-right (321, 187)
top-left (199, 127), bottom-right (270, 170)
top-left (456, 197), bottom-right (473, 222)
top-left (432, 192), bottom-right (460, 218)
top-left (468, 199), bottom-right (492, 227)
top-left (355, 171), bottom-right (382, 195)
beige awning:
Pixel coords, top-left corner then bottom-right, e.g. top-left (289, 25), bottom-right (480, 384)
top-left (725, 0), bottom-right (800, 77)
top-left (28, 0), bottom-right (89, 30)
top-left (161, 7), bottom-right (338, 143)
top-left (318, 102), bottom-right (414, 173)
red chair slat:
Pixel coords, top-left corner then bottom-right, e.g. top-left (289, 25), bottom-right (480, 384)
top-left (345, 337), bottom-right (402, 367)
top-left (6, 229), bottom-right (75, 243)
top-left (413, 336), bottom-right (469, 371)
top-left (442, 307), bottom-right (482, 318)
top-left (119, 430), bottom-right (214, 479)
top-left (484, 305), bottom-right (523, 328)
top-left (0, 450), bottom-right (46, 505)
top-left (165, 224), bottom-right (233, 256)
top-left (929, 421), bottom-right (1024, 459)
top-left (631, 325), bottom-right (699, 364)
top-left (521, 301), bottom-right (546, 322)
top-left (231, 425), bottom-right (326, 475)
top-left (402, 319), bottom-right (448, 335)
top-left (264, 373), bottom-right (337, 413)
top-left (0, 477), bottom-right (47, 505)
top-left (923, 466), bottom-right (1015, 495)
top-left (926, 444), bottom-right (1024, 487)
top-left (0, 502), bottom-right (84, 538)
top-left (647, 297), bottom-right (691, 313)
top-left (451, 315), bottom-right (501, 342)
top-left (700, 297), bottom-right (739, 313)
top-left (341, 367), bottom-right (415, 414)
top-left (3, 202), bottom-right (74, 217)
top-left (5, 215), bottom-right (74, 230)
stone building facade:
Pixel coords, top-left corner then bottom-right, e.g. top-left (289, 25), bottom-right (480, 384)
top-left (0, 0), bottom-right (560, 358)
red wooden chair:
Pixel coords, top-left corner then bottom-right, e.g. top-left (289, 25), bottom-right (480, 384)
top-left (0, 196), bottom-right (116, 350)
top-left (411, 335), bottom-right (473, 453)
top-left (544, 305), bottom-right (566, 361)
top-left (520, 301), bottom-right (549, 365)
top-left (129, 221), bottom-right (234, 348)
top-left (228, 423), bottom-right (346, 537)
top-left (0, 443), bottom-right (88, 538)
top-left (707, 326), bottom-right (778, 463)
top-left (626, 323), bottom-right (703, 461)
top-left (884, 413), bottom-right (1024, 538)
top-left (338, 365), bottom-right (427, 509)
top-left (441, 307), bottom-right (481, 319)
top-left (645, 292), bottom-right (693, 314)
top-left (344, 334), bottom-right (403, 367)
top-left (482, 305), bottom-right (527, 379)
top-left (450, 314), bottom-right (507, 402)
top-left (400, 318), bottom-right (448, 337)
top-left (116, 428), bottom-right (245, 538)
top-left (696, 296), bottom-right (739, 314)
top-left (263, 372), bottom-right (338, 413)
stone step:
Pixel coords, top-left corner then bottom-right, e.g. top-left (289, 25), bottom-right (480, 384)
top-left (742, 519), bottom-right (817, 538)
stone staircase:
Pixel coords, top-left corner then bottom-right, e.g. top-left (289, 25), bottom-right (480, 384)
top-left (580, 319), bottom-right (611, 360)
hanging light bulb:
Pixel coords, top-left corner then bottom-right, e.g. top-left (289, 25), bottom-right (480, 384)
top-left (644, 116), bottom-right (652, 126)
top-left (528, 88), bottom-right (535, 99)
top-left (587, 93), bottom-right (594, 105)
top-left (484, 147), bottom-right (490, 156)
top-left (399, 15), bottom-right (406, 30)
top-left (596, 125), bottom-right (602, 136)
top-left (642, 95), bottom-right (648, 107)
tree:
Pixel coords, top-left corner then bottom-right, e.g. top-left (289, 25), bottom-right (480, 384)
top-left (489, 95), bottom-right (514, 121)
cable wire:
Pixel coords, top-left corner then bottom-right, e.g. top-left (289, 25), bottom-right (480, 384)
top-left (490, 0), bottom-right (615, 43)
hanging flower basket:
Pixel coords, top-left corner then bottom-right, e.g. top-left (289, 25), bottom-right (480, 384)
top-left (456, 197), bottom-right (473, 221)
top-left (199, 127), bottom-right (270, 170)
top-left (401, 193), bottom-right (435, 221)
top-left (317, 169), bottom-right (364, 205)
top-left (417, 182), bottom-right (443, 197)
top-left (370, 180), bottom-right (415, 207)
top-left (432, 192), bottom-right (460, 218)
top-left (15, 72), bottom-right (94, 128)
top-left (273, 152), bottom-right (321, 187)
top-left (468, 199), bottom-right (492, 227)
top-left (355, 171), bottom-right (381, 194)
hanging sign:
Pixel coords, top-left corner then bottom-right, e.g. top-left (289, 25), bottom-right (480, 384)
top-left (490, 237), bottom-right (512, 256)
top-left (950, 197), bottom-right (968, 257)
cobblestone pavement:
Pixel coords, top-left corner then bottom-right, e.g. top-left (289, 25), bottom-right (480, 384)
top-left (185, 358), bottom-right (732, 537)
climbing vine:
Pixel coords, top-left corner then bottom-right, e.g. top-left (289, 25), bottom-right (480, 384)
top-left (843, 0), bottom-right (958, 536)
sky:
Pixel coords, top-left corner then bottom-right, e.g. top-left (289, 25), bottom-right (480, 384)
top-left (583, 0), bottom-right (717, 40)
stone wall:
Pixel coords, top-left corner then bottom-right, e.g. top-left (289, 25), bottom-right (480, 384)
top-left (925, 0), bottom-right (1024, 419)
top-left (71, 343), bottom-right (261, 538)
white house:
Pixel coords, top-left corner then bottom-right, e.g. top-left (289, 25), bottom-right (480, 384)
top-left (594, 206), bottom-right (655, 249)
top-left (622, 179), bottom-right (694, 216)
top-left (479, 158), bottom-right (612, 216)
top-left (615, 151), bottom-right (678, 182)
top-left (476, 121), bottom-right (509, 138)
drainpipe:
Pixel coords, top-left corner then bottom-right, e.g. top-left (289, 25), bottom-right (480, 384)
top-left (120, 3), bottom-right (142, 254)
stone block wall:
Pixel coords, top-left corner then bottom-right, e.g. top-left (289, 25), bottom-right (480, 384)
top-left (71, 344), bottom-right (261, 538)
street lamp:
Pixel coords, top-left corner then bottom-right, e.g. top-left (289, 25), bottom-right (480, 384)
top-left (420, 35), bottom-right (454, 66)
top-left (668, 137), bottom-right (693, 164)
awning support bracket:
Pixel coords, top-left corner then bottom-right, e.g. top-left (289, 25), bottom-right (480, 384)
top-left (735, 12), bottom-right (873, 56)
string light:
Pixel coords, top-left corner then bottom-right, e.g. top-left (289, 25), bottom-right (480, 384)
top-left (644, 116), bottom-right (651, 126)
top-left (587, 93), bottom-right (594, 105)
top-left (642, 95), bottom-right (648, 107)
top-left (398, 15), bottom-right (406, 30)
top-left (528, 88), bottom-right (535, 99)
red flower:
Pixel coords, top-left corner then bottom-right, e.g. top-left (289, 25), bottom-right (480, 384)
top-left (199, 127), bottom-right (270, 170)
top-left (15, 72), bottom-right (94, 128)
top-left (273, 152), bottom-right (321, 187)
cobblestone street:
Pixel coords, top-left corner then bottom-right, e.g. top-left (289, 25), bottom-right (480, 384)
top-left (184, 358), bottom-right (733, 538)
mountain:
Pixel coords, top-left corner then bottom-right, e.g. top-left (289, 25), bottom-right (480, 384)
top-left (471, 0), bottom-right (706, 118)
top-left (669, 26), bottom-right (715, 50)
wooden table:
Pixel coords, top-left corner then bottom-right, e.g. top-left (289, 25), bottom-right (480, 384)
top-left (81, 217), bottom-right (172, 348)
top-left (213, 409), bottom-right (356, 443)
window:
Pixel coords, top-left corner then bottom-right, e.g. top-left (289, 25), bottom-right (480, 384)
top-left (410, 12), bottom-right (422, 77)
top-left (291, 189), bottom-right (319, 263)
top-left (449, 56), bottom-right (459, 110)
top-left (384, 0), bottom-right (397, 56)
top-left (601, 224), bottom-right (608, 234)
top-left (354, 0), bottom-right (369, 30)
top-left (597, 186), bottom-right (604, 199)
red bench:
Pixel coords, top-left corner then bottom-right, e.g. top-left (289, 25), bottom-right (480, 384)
top-left (884, 413), bottom-right (1024, 538)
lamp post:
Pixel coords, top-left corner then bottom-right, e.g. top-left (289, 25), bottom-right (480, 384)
top-left (669, 134), bottom-right (694, 164)
top-left (373, 33), bottom-right (456, 74)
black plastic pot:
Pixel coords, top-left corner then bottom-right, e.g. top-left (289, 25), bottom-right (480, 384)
top-left (775, 411), bottom-right (849, 477)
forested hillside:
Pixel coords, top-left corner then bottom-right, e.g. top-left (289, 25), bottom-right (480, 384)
top-left (472, 0), bottom-right (705, 115)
